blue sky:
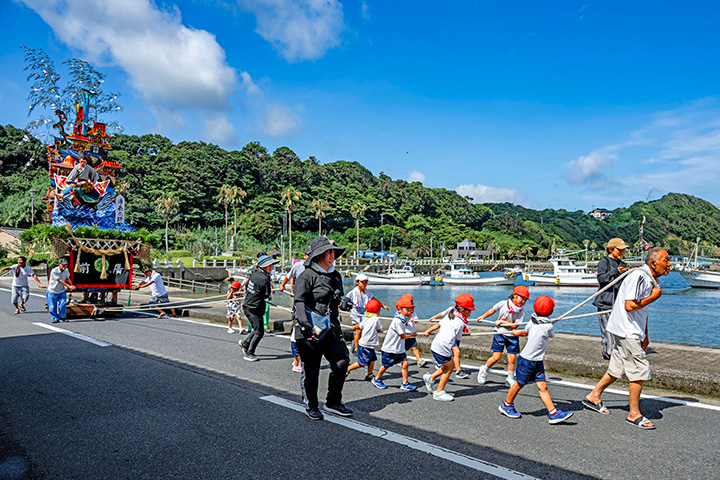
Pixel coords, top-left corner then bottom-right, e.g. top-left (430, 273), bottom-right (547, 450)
top-left (2, 0), bottom-right (720, 212)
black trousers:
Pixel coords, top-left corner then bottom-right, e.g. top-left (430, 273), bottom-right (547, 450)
top-left (296, 331), bottom-right (349, 410)
top-left (242, 305), bottom-right (264, 355)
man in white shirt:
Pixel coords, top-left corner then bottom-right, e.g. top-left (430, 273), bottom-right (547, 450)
top-left (583, 247), bottom-right (670, 430)
top-left (46, 257), bottom-right (76, 323)
top-left (135, 267), bottom-right (176, 318)
top-left (1, 256), bottom-right (44, 314)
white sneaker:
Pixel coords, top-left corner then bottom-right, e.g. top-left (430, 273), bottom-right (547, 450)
top-left (423, 373), bottom-right (434, 393)
top-left (227, 327), bottom-right (235, 334)
top-left (433, 390), bottom-right (454, 402)
top-left (417, 358), bottom-right (427, 368)
top-left (505, 377), bottom-right (516, 388)
top-left (477, 369), bottom-right (488, 385)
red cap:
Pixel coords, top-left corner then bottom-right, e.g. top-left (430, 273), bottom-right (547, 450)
top-left (454, 292), bottom-right (475, 311)
top-left (395, 293), bottom-right (415, 310)
top-left (366, 298), bottom-right (382, 314)
top-left (513, 285), bottom-right (530, 299)
top-left (231, 280), bottom-right (241, 289)
top-left (534, 295), bottom-right (555, 317)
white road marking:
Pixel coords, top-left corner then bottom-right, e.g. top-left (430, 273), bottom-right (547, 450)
top-left (33, 323), bottom-right (112, 347)
top-left (261, 395), bottom-right (540, 480)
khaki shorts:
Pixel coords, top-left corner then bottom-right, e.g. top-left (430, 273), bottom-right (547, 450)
top-left (607, 335), bottom-right (651, 382)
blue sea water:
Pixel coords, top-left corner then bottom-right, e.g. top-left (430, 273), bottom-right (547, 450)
top-left (333, 272), bottom-right (720, 349)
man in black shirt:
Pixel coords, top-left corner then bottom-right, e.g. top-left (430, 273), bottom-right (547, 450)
top-left (593, 238), bottom-right (628, 359)
top-left (240, 255), bottom-right (278, 361)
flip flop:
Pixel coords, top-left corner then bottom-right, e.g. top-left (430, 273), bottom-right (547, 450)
top-left (14, 311), bottom-right (20, 315)
top-left (157, 313), bottom-right (166, 318)
top-left (20, 306), bottom-right (26, 311)
top-left (626, 416), bottom-right (655, 430)
top-left (582, 399), bottom-right (611, 415)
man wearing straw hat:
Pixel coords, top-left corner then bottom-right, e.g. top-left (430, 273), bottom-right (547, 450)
top-left (593, 238), bottom-right (629, 360)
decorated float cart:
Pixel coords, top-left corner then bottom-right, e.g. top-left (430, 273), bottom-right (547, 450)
top-left (42, 93), bottom-right (148, 317)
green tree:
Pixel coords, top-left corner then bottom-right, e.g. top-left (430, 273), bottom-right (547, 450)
top-left (155, 194), bottom-right (180, 254)
top-left (281, 186), bottom-right (302, 258)
top-left (312, 198), bottom-right (329, 236)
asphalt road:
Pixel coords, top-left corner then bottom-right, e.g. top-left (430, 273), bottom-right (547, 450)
top-left (1, 289), bottom-right (718, 479)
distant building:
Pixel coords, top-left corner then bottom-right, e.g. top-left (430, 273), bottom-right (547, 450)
top-left (0, 227), bottom-right (24, 257)
top-left (447, 239), bottom-right (490, 260)
top-left (588, 208), bottom-right (613, 220)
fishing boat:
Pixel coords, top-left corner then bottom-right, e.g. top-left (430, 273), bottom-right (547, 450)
top-left (674, 238), bottom-right (720, 288)
top-left (439, 264), bottom-right (521, 286)
top-left (524, 251), bottom-right (598, 287)
top-left (350, 266), bottom-right (424, 285)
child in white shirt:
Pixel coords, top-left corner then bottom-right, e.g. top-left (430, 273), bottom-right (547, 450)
top-left (422, 293), bottom-right (475, 402)
top-left (498, 295), bottom-right (573, 424)
top-left (347, 298), bottom-right (383, 381)
top-left (476, 285), bottom-right (529, 387)
top-left (372, 294), bottom-right (418, 391)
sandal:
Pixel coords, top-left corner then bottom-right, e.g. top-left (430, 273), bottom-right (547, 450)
top-left (626, 416), bottom-right (655, 430)
top-left (582, 399), bottom-right (611, 415)
top-left (20, 305), bottom-right (26, 312)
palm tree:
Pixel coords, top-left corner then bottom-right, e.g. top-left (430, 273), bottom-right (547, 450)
top-left (155, 194), bottom-right (180, 255)
top-left (350, 202), bottom-right (367, 260)
top-left (312, 198), bottom-right (329, 236)
top-left (215, 185), bottom-right (233, 251)
top-left (229, 186), bottom-right (248, 248)
top-left (281, 186), bottom-right (302, 259)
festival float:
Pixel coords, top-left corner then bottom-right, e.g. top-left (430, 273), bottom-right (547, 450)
top-left (42, 91), bottom-right (149, 316)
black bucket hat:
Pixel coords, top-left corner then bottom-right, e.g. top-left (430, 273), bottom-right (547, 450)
top-left (304, 236), bottom-right (345, 266)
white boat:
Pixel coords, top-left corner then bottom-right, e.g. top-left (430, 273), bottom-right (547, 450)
top-left (674, 238), bottom-right (720, 288)
top-left (524, 252), bottom-right (598, 287)
top-left (226, 267), bottom-right (287, 283)
top-left (350, 266), bottom-right (423, 285)
top-left (440, 264), bottom-right (521, 286)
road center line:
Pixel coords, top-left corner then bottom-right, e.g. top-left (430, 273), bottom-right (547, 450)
top-left (32, 323), bottom-right (112, 347)
top-left (260, 395), bottom-right (539, 480)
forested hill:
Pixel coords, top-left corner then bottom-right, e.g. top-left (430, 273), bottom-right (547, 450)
top-left (1, 124), bottom-right (718, 257)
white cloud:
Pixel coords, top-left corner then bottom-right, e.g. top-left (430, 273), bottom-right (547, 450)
top-left (361, 0), bottom-right (371, 21)
top-left (456, 184), bottom-right (527, 205)
top-left (408, 170), bottom-right (425, 183)
top-left (21, 0), bottom-right (239, 111)
top-left (204, 115), bottom-right (238, 145)
top-left (261, 103), bottom-right (301, 137)
top-left (570, 97), bottom-right (720, 205)
top-left (564, 151), bottom-right (616, 184)
top-left (240, 71), bottom-right (261, 97)
top-left (238, 0), bottom-right (345, 62)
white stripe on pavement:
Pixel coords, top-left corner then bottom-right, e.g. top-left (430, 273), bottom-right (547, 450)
top-left (261, 395), bottom-right (539, 480)
top-left (33, 323), bottom-right (112, 347)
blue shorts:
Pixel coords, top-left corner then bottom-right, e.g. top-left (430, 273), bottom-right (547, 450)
top-left (491, 334), bottom-right (520, 354)
top-left (290, 341), bottom-right (299, 356)
top-left (515, 356), bottom-right (546, 384)
top-left (432, 351), bottom-right (452, 368)
top-left (405, 337), bottom-right (418, 349)
top-left (381, 351), bottom-right (407, 368)
top-left (357, 346), bottom-right (377, 367)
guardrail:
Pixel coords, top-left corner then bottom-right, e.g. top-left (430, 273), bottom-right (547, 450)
top-left (162, 276), bottom-right (222, 294)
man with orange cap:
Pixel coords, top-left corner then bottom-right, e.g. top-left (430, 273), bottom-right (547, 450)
top-left (594, 238), bottom-right (629, 359)
top-left (476, 285), bottom-right (529, 387)
top-left (371, 294), bottom-right (418, 391)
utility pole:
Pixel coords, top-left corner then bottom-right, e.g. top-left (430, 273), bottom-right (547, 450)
top-left (29, 190), bottom-right (36, 226)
